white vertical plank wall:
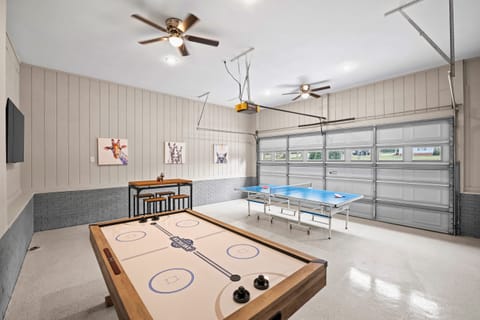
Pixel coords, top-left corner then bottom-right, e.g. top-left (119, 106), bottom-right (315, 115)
top-left (258, 62), bottom-right (463, 133)
top-left (20, 64), bottom-right (256, 193)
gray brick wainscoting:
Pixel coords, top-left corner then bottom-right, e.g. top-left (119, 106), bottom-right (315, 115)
top-left (460, 193), bottom-right (480, 238)
top-left (33, 177), bottom-right (256, 231)
top-left (0, 198), bottom-right (34, 318)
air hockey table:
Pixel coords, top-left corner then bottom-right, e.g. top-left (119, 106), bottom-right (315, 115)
top-left (90, 209), bottom-right (327, 319)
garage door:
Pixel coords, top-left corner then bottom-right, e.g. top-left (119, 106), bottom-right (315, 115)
top-left (257, 119), bottom-right (453, 233)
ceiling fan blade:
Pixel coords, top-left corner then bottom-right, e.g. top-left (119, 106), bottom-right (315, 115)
top-left (179, 14), bottom-right (199, 32)
top-left (311, 85), bottom-right (331, 92)
top-left (138, 36), bottom-right (169, 45)
top-left (310, 93), bottom-right (321, 98)
top-left (277, 83), bottom-right (302, 88)
top-left (292, 95), bottom-right (302, 101)
top-left (185, 35), bottom-right (219, 47)
top-left (178, 43), bottom-right (189, 56)
top-left (131, 14), bottom-right (168, 33)
top-left (309, 80), bottom-right (330, 86)
top-left (282, 92), bottom-right (300, 95)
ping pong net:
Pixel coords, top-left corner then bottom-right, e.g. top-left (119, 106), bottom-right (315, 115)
top-left (262, 183), bottom-right (312, 194)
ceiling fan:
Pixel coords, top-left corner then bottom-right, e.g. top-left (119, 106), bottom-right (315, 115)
top-left (282, 83), bottom-right (331, 101)
top-left (131, 13), bottom-right (219, 56)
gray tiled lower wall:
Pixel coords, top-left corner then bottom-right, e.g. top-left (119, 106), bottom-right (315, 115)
top-left (0, 198), bottom-right (34, 319)
top-left (460, 193), bottom-right (480, 238)
top-left (34, 177), bottom-right (257, 231)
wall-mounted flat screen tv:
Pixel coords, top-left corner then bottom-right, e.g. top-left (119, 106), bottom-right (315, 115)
top-left (6, 98), bottom-right (24, 163)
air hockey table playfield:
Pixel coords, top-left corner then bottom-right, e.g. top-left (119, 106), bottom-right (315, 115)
top-left (90, 209), bottom-right (327, 320)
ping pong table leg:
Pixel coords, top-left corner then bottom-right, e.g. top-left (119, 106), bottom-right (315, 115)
top-left (247, 200), bottom-right (251, 216)
top-left (346, 207), bottom-right (349, 230)
top-left (328, 214), bottom-right (332, 240)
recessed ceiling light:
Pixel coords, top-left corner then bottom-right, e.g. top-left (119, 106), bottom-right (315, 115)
top-left (342, 62), bottom-right (357, 72)
top-left (265, 90), bottom-right (271, 96)
top-left (163, 55), bottom-right (179, 66)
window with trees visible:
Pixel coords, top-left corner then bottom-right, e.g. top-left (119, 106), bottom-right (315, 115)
top-left (378, 147), bottom-right (403, 161)
top-left (327, 150), bottom-right (345, 161)
top-left (306, 151), bottom-right (323, 161)
top-left (412, 146), bottom-right (441, 161)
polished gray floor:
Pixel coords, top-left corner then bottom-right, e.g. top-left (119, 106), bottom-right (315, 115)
top-left (5, 200), bottom-right (480, 320)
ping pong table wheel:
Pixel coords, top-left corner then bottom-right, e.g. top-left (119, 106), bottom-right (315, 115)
top-left (257, 215), bottom-right (260, 221)
top-left (307, 230), bottom-right (311, 235)
top-left (254, 274), bottom-right (269, 290)
top-left (233, 286), bottom-right (250, 303)
top-left (289, 224), bottom-right (292, 230)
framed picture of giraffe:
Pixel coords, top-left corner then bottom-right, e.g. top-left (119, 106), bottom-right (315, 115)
top-left (98, 138), bottom-right (128, 165)
top-left (165, 142), bottom-right (185, 164)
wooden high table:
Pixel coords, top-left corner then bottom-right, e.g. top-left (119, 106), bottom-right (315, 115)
top-left (128, 179), bottom-right (193, 217)
top-left (90, 209), bottom-right (327, 320)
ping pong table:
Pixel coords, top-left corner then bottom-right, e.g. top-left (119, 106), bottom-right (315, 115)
top-left (237, 184), bottom-right (363, 239)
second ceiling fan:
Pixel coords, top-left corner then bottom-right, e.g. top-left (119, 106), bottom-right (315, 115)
top-left (282, 83), bottom-right (331, 101)
top-left (132, 13), bottom-right (219, 56)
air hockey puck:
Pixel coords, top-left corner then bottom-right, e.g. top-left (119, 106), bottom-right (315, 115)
top-left (254, 274), bottom-right (269, 290)
top-left (233, 286), bottom-right (250, 303)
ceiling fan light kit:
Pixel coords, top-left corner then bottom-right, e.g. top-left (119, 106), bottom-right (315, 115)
top-left (132, 13), bottom-right (219, 56)
top-left (168, 36), bottom-right (183, 47)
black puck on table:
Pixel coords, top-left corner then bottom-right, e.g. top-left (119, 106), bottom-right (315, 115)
top-left (233, 286), bottom-right (250, 303)
top-left (254, 274), bottom-right (269, 290)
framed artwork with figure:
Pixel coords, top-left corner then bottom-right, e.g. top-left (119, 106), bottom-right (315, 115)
top-left (98, 138), bottom-right (128, 165)
top-left (165, 142), bottom-right (185, 164)
top-left (214, 144), bottom-right (228, 164)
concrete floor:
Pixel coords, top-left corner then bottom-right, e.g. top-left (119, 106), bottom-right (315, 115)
top-left (5, 199), bottom-right (480, 320)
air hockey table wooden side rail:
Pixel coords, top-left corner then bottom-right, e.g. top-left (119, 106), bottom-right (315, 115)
top-left (89, 209), bottom-right (327, 320)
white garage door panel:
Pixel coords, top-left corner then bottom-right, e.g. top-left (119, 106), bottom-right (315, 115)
top-left (289, 177), bottom-right (323, 189)
top-left (350, 202), bottom-right (373, 219)
top-left (377, 183), bottom-right (449, 206)
top-left (327, 129), bottom-right (373, 147)
top-left (289, 166), bottom-right (323, 177)
top-left (378, 121), bottom-right (449, 145)
top-left (377, 169), bottom-right (449, 184)
top-left (259, 166), bottom-right (287, 175)
top-left (259, 175), bottom-right (287, 186)
top-left (376, 205), bottom-right (406, 224)
top-left (326, 166), bottom-right (373, 180)
top-left (326, 179), bottom-right (373, 197)
top-left (377, 127), bottom-right (404, 144)
top-left (289, 135), bottom-right (323, 150)
top-left (411, 122), bottom-right (449, 141)
top-left (259, 138), bottom-right (287, 151)
top-left (377, 204), bottom-right (449, 232)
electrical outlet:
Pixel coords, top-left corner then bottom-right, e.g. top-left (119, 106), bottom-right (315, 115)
top-left (90, 156), bottom-right (95, 163)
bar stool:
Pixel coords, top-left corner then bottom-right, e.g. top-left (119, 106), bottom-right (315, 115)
top-left (169, 194), bottom-right (190, 210)
top-left (134, 193), bottom-right (154, 216)
top-left (144, 197), bottom-right (168, 214)
top-left (155, 191), bottom-right (175, 210)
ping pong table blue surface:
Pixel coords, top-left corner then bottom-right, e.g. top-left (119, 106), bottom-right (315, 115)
top-left (239, 185), bottom-right (362, 206)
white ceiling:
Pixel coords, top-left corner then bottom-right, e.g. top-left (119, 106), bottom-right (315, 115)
top-left (7, 0), bottom-right (480, 107)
